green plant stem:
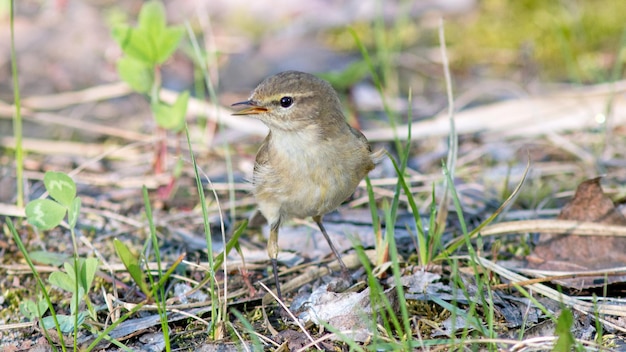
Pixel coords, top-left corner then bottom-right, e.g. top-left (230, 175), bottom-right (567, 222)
top-left (68, 216), bottom-right (81, 351)
top-left (142, 186), bottom-right (171, 351)
top-left (185, 22), bottom-right (231, 325)
top-left (9, 0), bottom-right (24, 208)
top-left (348, 28), bottom-right (403, 159)
top-left (185, 125), bottom-right (220, 338)
top-left (435, 18), bottom-right (458, 235)
top-left (7, 219), bottom-right (66, 351)
top-left (185, 21), bottom-right (237, 224)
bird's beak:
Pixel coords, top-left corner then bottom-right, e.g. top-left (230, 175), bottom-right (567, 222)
top-left (231, 100), bottom-right (267, 115)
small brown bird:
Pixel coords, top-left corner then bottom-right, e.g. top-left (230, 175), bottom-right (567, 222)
top-left (233, 71), bottom-right (382, 299)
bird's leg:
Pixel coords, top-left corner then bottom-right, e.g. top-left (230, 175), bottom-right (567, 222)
top-left (313, 215), bottom-right (350, 279)
top-left (267, 220), bottom-right (282, 300)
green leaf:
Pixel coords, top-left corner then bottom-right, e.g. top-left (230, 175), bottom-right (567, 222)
top-left (82, 258), bottom-right (99, 291)
top-left (19, 300), bottom-right (36, 320)
top-left (138, 1), bottom-right (183, 63)
top-left (212, 220), bottom-right (247, 272)
top-left (152, 91), bottom-right (189, 131)
top-left (117, 56), bottom-right (154, 93)
top-left (154, 26), bottom-right (184, 64)
top-left (69, 287), bottom-right (85, 315)
top-left (20, 299), bottom-right (48, 321)
top-left (138, 0), bottom-right (167, 38)
top-left (25, 199), bottom-right (66, 230)
top-left (43, 171), bottom-right (76, 207)
top-left (553, 309), bottom-right (575, 352)
top-left (29, 250), bottom-right (69, 266)
top-left (112, 25), bottom-right (153, 63)
top-left (111, 24), bottom-right (132, 52)
top-left (112, 1), bottom-right (183, 65)
top-left (42, 313), bottom-right (86, 333)
top-left (68, 197), bottom-right (81, 229)
top-left (49, 270), bottom-right (75, 293)
top-left (114, 239), bottom-right (150, 297)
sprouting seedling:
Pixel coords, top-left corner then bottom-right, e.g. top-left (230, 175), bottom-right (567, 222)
top-left (112, 0), bottom-right (189, 133)
top-left (25, 171), bottom-right (80, 230)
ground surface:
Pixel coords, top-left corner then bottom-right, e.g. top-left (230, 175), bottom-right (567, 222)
top-left (1, 1), bottom-right (626, 351)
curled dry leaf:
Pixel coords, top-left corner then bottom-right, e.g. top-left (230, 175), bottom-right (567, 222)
top-left (528, 177), bottom-right (626, 288)
top-left (296, 280), bottom-right (397, 343)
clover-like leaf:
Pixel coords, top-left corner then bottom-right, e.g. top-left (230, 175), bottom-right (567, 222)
top-left (25, 199), bottom-right (66, 230)
top-left (81, 258), bottom-right (99, 292)
top-left (49, 266), bottom-right (76, 294)
top-left (20, 299), bottom-right (48, 321)
top-left (68, 197), bottom-right (81, 229)
top-left (44, 171), bottom-right (76, 207)
top-left (42, 312), bottom-right (86, 333)
top-left (29, 250), bottom-right (69, 266)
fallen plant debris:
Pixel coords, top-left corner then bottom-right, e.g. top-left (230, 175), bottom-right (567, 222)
top-left (528, 177), bottom-right (626, 288)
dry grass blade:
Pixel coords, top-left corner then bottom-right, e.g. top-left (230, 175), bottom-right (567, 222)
top-left (365, 80), bottom-right (626, 142)
top-left (0, 110), bottom-right (153, 143)
top-left (480, 220), bottom-right (626, 237)
top-left (160, 88), bottom-right (267, 135)
top-left (20, 82), bottom-right (133, 110)
top-left (493, 268), bottom-right (626, 290)
top-left (259, 282), bottom-right (322, 350)
top-left (472, 256), bottom-right (626, 318)
top-left (0, 81), bottom-right (267, 140)
top-left (0, 137), bottom-right (148, 159)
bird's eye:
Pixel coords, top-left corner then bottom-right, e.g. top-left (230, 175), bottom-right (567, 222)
top-left (279, 96), bottom-right (293, 108)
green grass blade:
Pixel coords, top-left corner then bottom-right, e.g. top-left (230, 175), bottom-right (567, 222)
top-left (9, 0), bottom-right (24, 208)
top-left (435, 158), bottom-right (530, 260)
top-left (7, 219), bottom-right (66, 351)
top-left (184, 125), bottom-right (220, 338)
top-left (211, 220), bottom-right (247, 273)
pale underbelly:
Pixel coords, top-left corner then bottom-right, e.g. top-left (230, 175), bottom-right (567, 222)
top-left (254, 164), bottom-right (361, 222)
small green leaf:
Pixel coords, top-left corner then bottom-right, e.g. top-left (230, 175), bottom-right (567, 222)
top-left (553, 309), bottom-right (575, 351)
top-left (138, 0), bottom-right (167, 38)
top-left (111, 24), bottom-right (132, 53)
top-left (82, 258), bottom-right (99, 291)
top-left (138, 1), bottom-right (183, 64)
top-left (49, 270), bottom-right (75, 293)
top-left (212, 220), bottom-right (247, 272)
top-left (25, 199), bottom-right (66, 230)
top-left (64, 261), bottom-right (77, 280)
top-left (152, 91), bottom-right (189, 131)
top-left (154, 26), bottom-right (184, 64)
top-left (69, 287), bottom-right (85, 315)
top-left (42, 313), bottom-right (86, 333)
top-left (117, 56), bottom-right (154, 93)
top-left (68, 197), bottom-right (81, 229)
top-left (112, 1), bottom-right (183, 65)
top-left (113, 23), bottom-right (155, 63)
top-left (171, 90), bottom-right (189, 128)
top-left (20, 299), bottom-right (48, 321)
top-left (114, 239), bottom-right (150, 297)
top-left (19, 300), bottom-right (35, 320)
top-left (44, 171), bottom-right (76, 207)
top-left (29, 251), bottom-right (69, 266)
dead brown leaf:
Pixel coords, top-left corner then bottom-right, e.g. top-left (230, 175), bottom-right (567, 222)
top-left (528, 177), bottom-right (626, 288)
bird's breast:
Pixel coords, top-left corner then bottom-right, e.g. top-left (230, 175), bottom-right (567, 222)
top-left (253, 128), bottom-right (372, 220)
